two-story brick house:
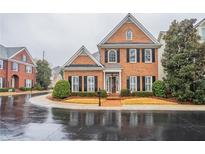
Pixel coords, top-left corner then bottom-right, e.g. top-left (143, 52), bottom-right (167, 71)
top-left (63, 14), bottom-right (161, 94)
top-left (0, 44), bottom-right (36, 89)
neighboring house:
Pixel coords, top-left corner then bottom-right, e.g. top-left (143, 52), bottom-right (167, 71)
top-left (50, 66), bottom-right (63, 87)
top-left (158, 18), bottom-right (205, 80)
top-left (0, 44), bottom-right (36, 89)
top-left (63, 13), bottom-right (161, 94)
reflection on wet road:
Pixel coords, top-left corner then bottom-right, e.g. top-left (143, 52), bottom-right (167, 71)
top-left (1, 94), bottom-right (205, 141)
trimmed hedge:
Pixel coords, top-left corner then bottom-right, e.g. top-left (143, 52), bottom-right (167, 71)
top-left (52, 80), bottom-right (71, 99)
top-left (121, 89), bottom-right (131, 97)
top-left (71, 90), bottom-right (107, 98)
top-left (34, 83), bottom-right (44, 91)
top-left (100, 90), bottom-right (107, 98)
top-left (131, 91), bottom-right (153, 97)
top-left (19, 87), bottom-right (32, 91)
top-left (152, 80), bottom-right (167, 97)
top-left (0, 88), bottom-right (15, 92)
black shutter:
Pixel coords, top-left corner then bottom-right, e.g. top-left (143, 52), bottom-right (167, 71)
top-left (142, 49), bottom-right (145, 63)
top-left (137, 76), bottom-right (140, 91)
top-left (152, 76), bottom-right (156, 83)
top-left (95, 76), bottom-right (98, 92)
top-left (105, 49), bottom-right (108, 63)
top-left (84, 76), bottom-right (87, 92)
top-left (68, 76), bottom-right (72, 91)
top-left (127, 49), bottom-right (129, 63)
top-left (2, 78), bottom-right (5, 88)
top-left (137, 49), bottom-right (140, 63)
top-left (117, 49), bottom-right (120, 63)
top-left (142, 76), bottom-right (145, 91)
top-left (79, 76), bottom-right (82, 91)
top-left (127, 76), bottom-right (130, 90)
top-left (152, 48), bottom-right (155, 62)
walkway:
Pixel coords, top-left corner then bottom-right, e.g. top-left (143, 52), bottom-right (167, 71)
top-left (29, 94), bottom-right (205, 111)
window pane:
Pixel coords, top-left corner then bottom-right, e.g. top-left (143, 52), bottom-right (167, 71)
top-left (145, 76), bottom-right (152, 91)
top-left (88, 76), bottom-right (94, 92)
top-left (126, 30), bottom-right (132, 40)
top-left (109, 50), bottom-right (116, 62)
top-left (0, 77), bottom-right (2, 88)
top-left (130, 76), bottom-right (137, 92)
top-left (129, 49), bottom-right (136, 62)
top-left (72, 76), bottom-right (79, 92)
top-left (0, 60), bottom-right (3, 69)
top-left (145, 49), bottom-right (151, 62)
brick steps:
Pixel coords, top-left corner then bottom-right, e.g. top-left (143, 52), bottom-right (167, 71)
top-left (101, 94), bottom-right (122, 106)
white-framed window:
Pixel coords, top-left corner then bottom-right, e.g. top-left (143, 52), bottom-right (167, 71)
top-left (129, 49), bottom-right (136, 63)
top-left (22, 55), bottom-right (27, 62)
top-left (72, 76), bottom-right (79, 92)
top-left (130, 76), bottom-right (137, 92)
top-left (0, 60), bottom-right (3, 69)
top-left (145, 49), bottom-right (152, 63)
top-left (12, 62), bottom-right (18, 71)
top-left (25, 79), bottom-right (32, 88)
top-left (26, 65), bottom-right (32, 73)
top-left (0, 77), bottom-right (3, 88)
top-left (126, 30), bottom-right (132, 40)
top-left (87, 76), bottom-right (95, 92)
top-left (202, 28), bottom-right (205, 40)
top-left (145, 76), bottom-right (152, 92)
top-left (108, 49), bottom-right (117, 63)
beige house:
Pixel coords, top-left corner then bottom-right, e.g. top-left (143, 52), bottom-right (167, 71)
top-left (158, 18), bottom-right (205, 80)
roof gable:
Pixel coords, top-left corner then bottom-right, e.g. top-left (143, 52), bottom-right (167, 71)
top-left (98, 13), bottom-right (160, 46)
top-left (63, 46), bottom-right (103, 67)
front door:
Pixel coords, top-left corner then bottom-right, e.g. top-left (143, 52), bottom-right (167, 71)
top-left (105, 73), bottom-right (119, 93)
top-left (112, 77), bottom-right (116, 93)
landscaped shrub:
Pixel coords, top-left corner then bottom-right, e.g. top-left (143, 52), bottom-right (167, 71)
top-left (52, 80), bottom-right (70, 99)
top-left (152, 80), bottom-right (167, 97)
top-left (19, 87), bottom-right (32, 91)
top-left (120, 89), bottom-right (130, 97)
top-left (71, 92), bottom-right (97, 97)
top-left (131, 91), bottom-right (153, 97)
top-left (34, 83), bottom-right (43, 91)
top-left (193, 80), bottom-right (205, 104)
top-left (100, 90), bottom-right (107, 98)
top-left (0, 88), bottom-right (15, 92)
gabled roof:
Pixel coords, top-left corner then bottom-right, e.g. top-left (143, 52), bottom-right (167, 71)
top-left (0, 44), bottom-right (36, 66)
top-left (98, 13), bottom-right (160, 46)
top-left (195, 18), bottom-right (205, 28)
top-left (63, 46), bottom-right (103, 68)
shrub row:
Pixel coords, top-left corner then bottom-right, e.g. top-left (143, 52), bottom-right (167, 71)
top-left (19, 87), bottom-right (32, 91)
top-left (71, 90), bottom-right (107, 98)
top-left (0, 88), bottom-right (15, 92)
top-left (120, 89), bottom-right (153, 97)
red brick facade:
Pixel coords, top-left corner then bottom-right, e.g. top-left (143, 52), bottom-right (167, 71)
top-left (0, 49), bottom-right (36, 89)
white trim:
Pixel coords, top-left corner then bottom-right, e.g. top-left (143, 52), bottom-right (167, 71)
top-left (108, 49), bottom-right (117, 63)
top-left (98, 13), bottom-right (160, 46)
top-left (63, 46), bottom-right (103, 68)
top-left (126, 29), bottom-right (133, 41)
top-left (9, 47), bottom-right (36, 66)
top-left (129, 49), bottom-right (137, 63)
top-left (103, 69), bottom-right (122, 73)
top-left (144, 49), bottom-right (152, 63)
top-left (99, 43), bottom-right (161, 48)
top-left (8, 59), bottom-right (36, 67)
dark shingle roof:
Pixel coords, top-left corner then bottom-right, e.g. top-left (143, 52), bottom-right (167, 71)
top-left (0, 44), bottom-right (25, 59)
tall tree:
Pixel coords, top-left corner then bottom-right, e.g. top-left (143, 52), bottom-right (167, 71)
top-left (162, 19), bottom-right (205, 102)
top-left (36, 60), bottom-right (52, 89)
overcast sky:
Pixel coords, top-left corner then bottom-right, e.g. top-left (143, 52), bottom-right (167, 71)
top-left (0, 13), bottom-right (204, 67)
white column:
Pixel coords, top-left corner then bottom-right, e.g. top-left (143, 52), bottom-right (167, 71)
top-left (103, 71), bottom-right (106, 91)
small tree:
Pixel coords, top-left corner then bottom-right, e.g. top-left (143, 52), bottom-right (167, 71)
top-left (152, 80), bottom-right (167, 97)
top-left (52, 80), bottom-right (70, 99)
top-left (36, 60), bottom-right (52, 89)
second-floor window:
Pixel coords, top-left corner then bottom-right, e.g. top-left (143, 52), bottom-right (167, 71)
top-left (22, 55), bottom-right (27, 62)
top-left (202, 28), bottom-right (205, 40)
top-left (108, 49), bottom-right (117, 63)
top-left (26, 66), bottom-right (32, 73)
top-left (145, 49), bottom-right (152, 63)
top-left (72, 76), bottom-right (79, 92)
top-left (87, 76), bottom-right (95, 92)
top-left (12, 62), bottom-right (18, 71)
top-left (129, 49), bottom-right (136, 63)
top-left (0, 60), bottom-right (3, 69)
top-left (126, 30), bottom-right (132, 40)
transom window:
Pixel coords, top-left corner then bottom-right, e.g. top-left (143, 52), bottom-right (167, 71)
top-left (0, 60), bottom-right (3, 69)
top-left (26, 66), bottom-right (32, 73)
top-left (12, 62), bottom-right (18, 71)
top-left (130, 76), bottom-right (137, 92)
top-left (202, 28), bottom-right (205, 40)
top-left (87, 76), bottom-right (95, 92)
top-left (129, 49), bottom-right (136, 63)
top-left (145, 49), bottom-right (152, 63)
top-left (126, 30), bottom-right (132, 40)
top-left (25, 79), bottom-right (32, 88)
top-left (145, 76), bottom-right (152, 92)
top-left (22, 55), bottom-right (27, 62)
top-left (72, 76), bottom-right (79, 92)
top-left (0, 77), bottom-right (3, 88)
top-left (108, 49), bottom-right (117, 63)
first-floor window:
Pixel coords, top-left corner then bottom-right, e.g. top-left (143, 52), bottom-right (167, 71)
top-left (72, 76), bottom-right (79, 92)
top-left (145, 76), bottom-right (152, 91)
top-left (0, 77), bottom-right (3, 88)
top-left (87, 76), bottom-right (95, 92)
top-left (0, 60), bottom-right (3, 69)
top-left (25, 79), bottom-right (32, 88)
top-left (130, 76), bottom-right (137, 92)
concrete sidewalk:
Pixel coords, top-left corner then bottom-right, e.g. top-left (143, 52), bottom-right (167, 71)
top-left (29, 94), bottom-right (205, 111)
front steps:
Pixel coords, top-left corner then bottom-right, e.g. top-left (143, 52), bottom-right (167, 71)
top-left (101, 93), bottom-right (122, 106)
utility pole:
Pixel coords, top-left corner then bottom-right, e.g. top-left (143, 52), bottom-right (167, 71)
top-left (42, 51), bottom-right (45, 61)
